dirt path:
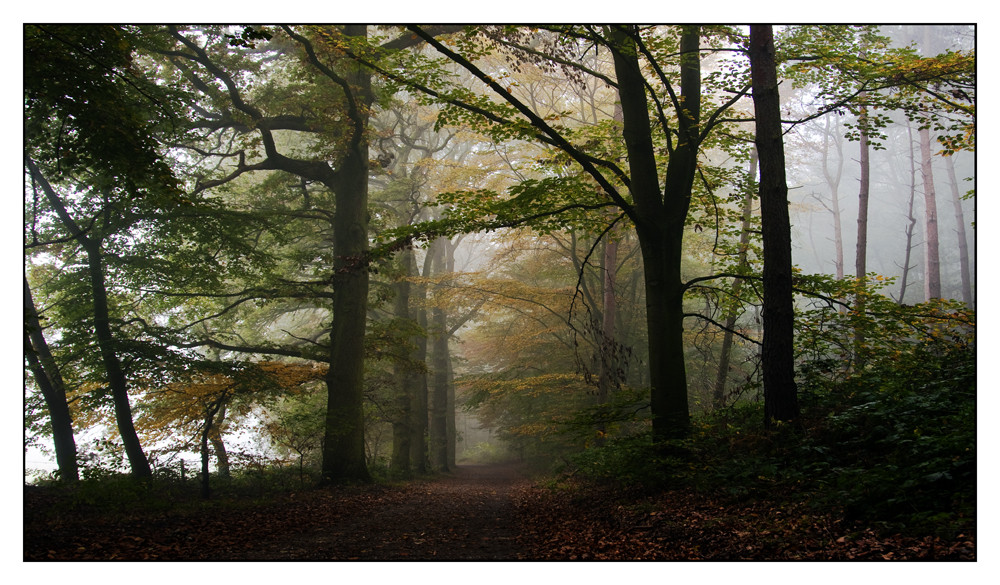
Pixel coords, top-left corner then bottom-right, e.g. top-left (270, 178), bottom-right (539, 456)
top-left (25, 462), bottom-right (975, 561)
top-left (236, 463), bottom-right (532, 560)
top-left (25, 463), bottom-right (535, 561)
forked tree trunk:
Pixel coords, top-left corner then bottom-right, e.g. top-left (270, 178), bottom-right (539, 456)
top-left (612, 25), bottom-right (700, 441)
top-left (210, 402), bottom-right (230, 478)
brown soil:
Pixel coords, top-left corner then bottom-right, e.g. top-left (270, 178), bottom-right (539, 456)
top-left (23, 462), bottom-right (975, 561)
top-left (24, 463), bottom-right (535, 561)
top-left (233, 463), bottom-right (531, 560)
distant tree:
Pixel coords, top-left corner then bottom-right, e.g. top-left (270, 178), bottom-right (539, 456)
top-left (364, 25), bottom-right (760, 441)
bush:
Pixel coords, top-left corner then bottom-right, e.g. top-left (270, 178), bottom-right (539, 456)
top-left (565, 433), bottom-right (689, 489)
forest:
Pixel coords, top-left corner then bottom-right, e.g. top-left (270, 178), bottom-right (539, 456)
top-left (23, 24), bottom-right (975, 562)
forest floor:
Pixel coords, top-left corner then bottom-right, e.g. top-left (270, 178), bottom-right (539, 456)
top-left (23, 463), bottom-right (974, 561)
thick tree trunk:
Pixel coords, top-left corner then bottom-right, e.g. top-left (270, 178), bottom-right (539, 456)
top-left (945, 155), bottom-right (973, 306)
top-left (24, 278), bottom-right (79, 482)
top-left (750, 24), bottom-right (799, 427)
top-left (611, 25), bottom-right (700, 441)
top-left (713, 147), bottom-right (757, 409)
top-left (636, 226), bottom-right (690, 439)
top-left (200, 397), bottom-right (226, 499)
top-left (919, 126), bottom-right (942, 300)
top-left (320, 25), bottom-right (372, 484)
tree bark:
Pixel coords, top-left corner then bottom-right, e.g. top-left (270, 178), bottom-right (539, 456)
top-left (919, 26), bottom-right (942, 302)
top-left (27, 157), bottom-right (152, 477)
top-left (919, 125), bottom-right (942, 300)
top-left (209, 401), bottom-right (230, 478)
top-left (429, 237), bottom-right (451, 471)
top-left (749, 24), bottom-right (799, 426)
top-left (713, 147), bottom-right (757, 409)
top-left (24, 278), bottom-right (79, 482)
top-left (855, 102), bottom-right (871, 362)
top-left (390, 248), bottom-right (414, 475)
top-left (944, 155), bottom-right (973, 306)
top-left (897, 120), bottom-right (919, 304)
top-left (820, 113), bottom-right (846, 280)
top-left (409, 248), bottom-right (433, 473)
top-left (596, 236), bottom-right (618, 436)
top-left (612, 25), bottom-right (700, 441)
top-left (320, 25), bottom-right (374, 484)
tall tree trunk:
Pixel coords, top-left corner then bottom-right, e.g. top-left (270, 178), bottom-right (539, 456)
top-left (27, 157), bottom-right (151, 477)
top-left (446, 345), bottom-right (457, 469)
top-left (944, 155), bottom-right (973, 306)
top-left (320, 24), bottom-right (373, 484)
top-left (750, 24), bottom-right (799, 427)
top-left (919, 125), bottom-right (941, 301)
top-left (713, 147), bottom-right (757, 409)
top-left (429, 237), bottom-right (450, 471)
top-left (596, 236), bottom-right (618, 438)
top-left (83, 239), bottom-right (152, 477)
top-left (919, 27), bottom-right (942, 301)
top-left (612, 25), bottom-right (700, 441)
top-left (821, 113), bottom-right (846, 280)
top-left (24, 278), bottom-right (79, 482)
top-left (444, 239), bottom-right (458, 469)
top-left (409, 248), bottom-right (433, 473)
top-left (897, 120), bottom-right (920, 304)
top-left (390, 248), bottom-right (414, 475)
top-left (854, 101), bottom-right (871, 363)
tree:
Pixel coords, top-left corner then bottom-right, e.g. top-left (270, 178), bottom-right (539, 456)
top-left (144, 25), bottom-right (461, 483)
top-left (366, 25), bottom-right (757, 441)
top-left (943, 154), bottom-right (973, 307)
top-left (749, 25), bottom-right (799, 426)
top-left (24, 277), bottom-right (79, 482)
top-left (23, 24), bottom-right (188, 477)
top-left (26, 160), bottom-right (154, 477)
top-left (712, 147), bottom-right (758, 409)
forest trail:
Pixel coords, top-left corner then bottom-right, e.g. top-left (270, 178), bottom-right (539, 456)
top-left (236, 463), bottom-right (531, 560)
top-left (25, 462), bottom-right (975, 561)
top-left (24, 463), bottom-right (535, 561)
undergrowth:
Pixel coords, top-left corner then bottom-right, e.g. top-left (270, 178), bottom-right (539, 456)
top-left (563, 336), bottom-right (975, 537)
